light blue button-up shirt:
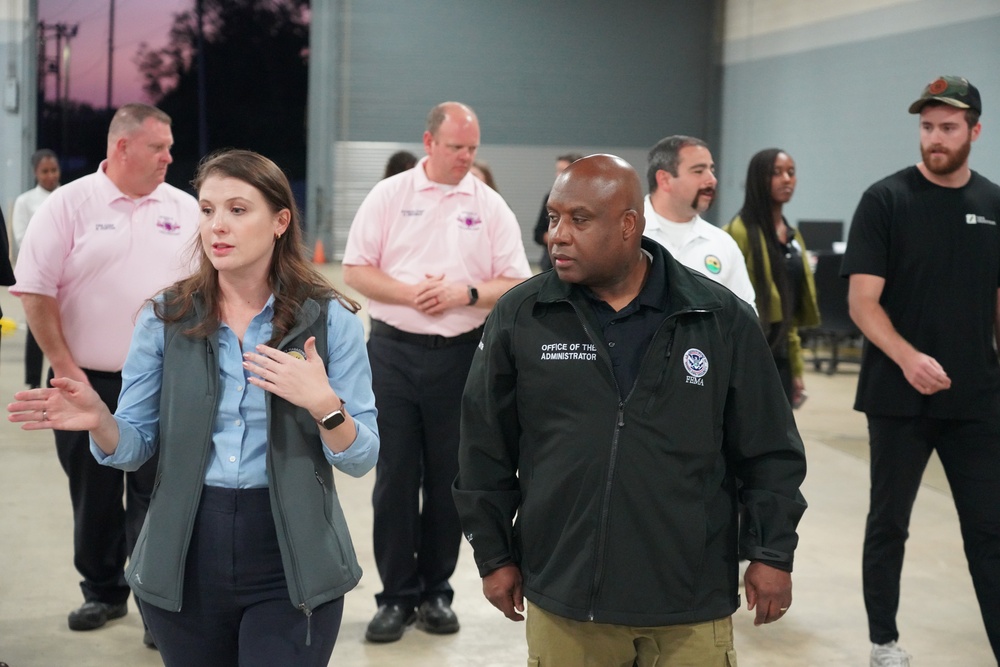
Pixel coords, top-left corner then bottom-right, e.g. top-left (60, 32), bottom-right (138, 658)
top-left (92, 295), bottom-right (379, 485)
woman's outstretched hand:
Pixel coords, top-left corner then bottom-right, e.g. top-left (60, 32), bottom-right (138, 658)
top-left (8, 377), bottom-right (109, 433)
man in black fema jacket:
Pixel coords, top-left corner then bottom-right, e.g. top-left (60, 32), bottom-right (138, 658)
top-left (453, 154), bottom-right (807, 665)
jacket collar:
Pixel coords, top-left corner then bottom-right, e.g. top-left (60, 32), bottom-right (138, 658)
top-left (536, 237), bottom-right (723, 316)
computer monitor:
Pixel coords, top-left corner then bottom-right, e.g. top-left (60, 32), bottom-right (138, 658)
top-left (797, 220), bottom-right (844, 253)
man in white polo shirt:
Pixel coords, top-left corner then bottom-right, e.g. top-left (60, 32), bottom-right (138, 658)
top-left (11, 103), bottom-right (198, 645)
top-left (343, 101), bottom-right (531, 643)
top-left (644, 135), bottom-right (756, 308)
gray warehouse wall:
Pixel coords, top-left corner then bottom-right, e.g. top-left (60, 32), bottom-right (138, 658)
top-left (311, 0), bottom-right (723, 257)
top-left (716, 2), bottom-right (1000, 240)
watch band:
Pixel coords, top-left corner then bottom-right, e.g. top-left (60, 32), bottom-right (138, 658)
top-left (467, 284), bottom-right (479, 306)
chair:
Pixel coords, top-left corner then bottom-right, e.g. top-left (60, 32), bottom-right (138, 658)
top-left (803, 252), bottom-right (862, 374)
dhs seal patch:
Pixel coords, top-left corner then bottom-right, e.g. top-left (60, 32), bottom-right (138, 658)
top-left (283, 347), bottom-right (307, 360)
top-left (683, 348), bottom-right (708, 386)
top-left (704, 255), bottom-right (722, 275)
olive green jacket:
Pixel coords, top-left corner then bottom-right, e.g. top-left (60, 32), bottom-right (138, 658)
top-left (724, 216), bottom-right (820, 378)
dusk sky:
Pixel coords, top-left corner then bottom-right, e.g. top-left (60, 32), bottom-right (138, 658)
top-left (39, 0), bottom-right (192, 108)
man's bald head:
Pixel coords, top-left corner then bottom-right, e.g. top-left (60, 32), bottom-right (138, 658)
top-left (546, 154), bottom-right (647, 292)
top-left (423, 101), bottom-right (480, 184)
top-left (553, 154), bottom-right (645, 236)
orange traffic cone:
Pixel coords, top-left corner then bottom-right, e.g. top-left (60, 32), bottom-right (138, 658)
top-left (312, 239), bottom-right (325, 264)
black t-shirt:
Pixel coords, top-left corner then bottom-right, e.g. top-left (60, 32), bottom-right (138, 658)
top-left (841, 166), bottom-right (1000, 418)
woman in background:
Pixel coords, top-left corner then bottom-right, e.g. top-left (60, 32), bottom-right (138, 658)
top-left (725, 148), bottom-right (819, 407)
top-left (470, 160), bottom-right (498, 191)
top-left (9, 149), bottom-right (379, 667)
top-left (383, 150), bottom-right (417, 179)
top-left (12, 149), bottom-right (61, 389)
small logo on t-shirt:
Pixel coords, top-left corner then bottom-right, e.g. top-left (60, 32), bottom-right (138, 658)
top-left (704, 255), bottom-right (722, 274)
top-left (966, 213), bottom-right (997, 226)
top-left (95, 223), bottom-right (116, 231)
top-left (683, 348), bottom-right (708, 386)
top-left (156, 216), bottom-right (181, 234)
top-left (401, 209), bottom-right (424, 217)
top-left (457, 212), bottom-right (482, 230)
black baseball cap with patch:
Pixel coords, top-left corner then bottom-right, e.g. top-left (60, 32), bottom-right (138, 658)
top-left (908, 75), bottom-right (982, 115)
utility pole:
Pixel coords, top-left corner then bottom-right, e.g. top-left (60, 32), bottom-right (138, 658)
top-left (106, 0), bottom-right (115, 110)
top-left (37, 21), bottom-right (78, 155)
top-left (196, 0), bottom-right (208, 156)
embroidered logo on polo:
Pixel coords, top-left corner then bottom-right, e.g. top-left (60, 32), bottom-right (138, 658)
top-left (966, 213), bottom-right (997, 226)
top-left (539, 341), bottom-right (598, 361)
top-left (401, 209), bottom-right (424, 217)
top-left (283, 347), bottom-right (306, 360)
top-left (156, 216), bottom-right (181, 234)
top-left (457, 212), bottom-right (483, 230)
top-left (683, 348), bottom-right (708, 386)
top-left (95, 223), bottom-right (116, 231)
top-left (704, 255), bottom-right (722, 274)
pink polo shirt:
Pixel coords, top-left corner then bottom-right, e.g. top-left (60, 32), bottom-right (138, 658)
top-left (343, 157), bottom-right (531, 336)
top-left (11, 161), bottom-right (199, 372)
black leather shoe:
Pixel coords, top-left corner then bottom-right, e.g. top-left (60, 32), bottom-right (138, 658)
top-left (417, 596), bottom-right (460, 634)
top-left (67, 601), bottom-right (128, 631)
top-left (143, 627), bottom-right (157, 649)
top-left (365, 603), bottom-right (416, 643)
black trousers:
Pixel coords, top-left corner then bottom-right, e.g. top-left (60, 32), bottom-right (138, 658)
top-left (864, 415), bottom-right (1000, 658)
top-left (24, 327), bottom-right (44, 388)
top-left (141, 487), bottom-right (343, 667)
top-left (368, 332), bottom-right (478, 609)
top-left (52, 368), bottom-right (157, 605)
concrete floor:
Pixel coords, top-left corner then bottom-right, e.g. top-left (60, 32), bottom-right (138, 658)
top-left (0, 267), bottom-right (994, 666)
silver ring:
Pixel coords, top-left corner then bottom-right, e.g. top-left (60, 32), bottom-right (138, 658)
top-left (42, 409), bottom-right (48, 421)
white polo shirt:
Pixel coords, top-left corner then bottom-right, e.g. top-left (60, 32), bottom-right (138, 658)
top-left (643, 196), bottom-right (756, 309)
top-left (11, 161), bottom-right (199, 372)
top-left (343, 157), bottom-right (531, 337)
top-left (12, 184), bottom-right (54, 254)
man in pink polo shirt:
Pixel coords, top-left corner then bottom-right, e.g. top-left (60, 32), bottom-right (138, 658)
top-left (343, 101), bottom-right (531, 643)
top-left (10, 103), bottom-right (198, 644)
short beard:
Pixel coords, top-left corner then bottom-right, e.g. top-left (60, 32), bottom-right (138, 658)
top-left (921, 137), bottom-right (972, 176)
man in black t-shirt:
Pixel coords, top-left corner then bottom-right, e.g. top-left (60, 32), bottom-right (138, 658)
top-left (842, 76), bottom-right (1000, 667)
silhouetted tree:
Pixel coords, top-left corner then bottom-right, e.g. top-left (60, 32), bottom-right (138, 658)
top-left (136, 0), bottom-right (310, 186)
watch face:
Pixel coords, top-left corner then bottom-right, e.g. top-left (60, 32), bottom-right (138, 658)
top-left (321, 411), bottom-right (346, 430)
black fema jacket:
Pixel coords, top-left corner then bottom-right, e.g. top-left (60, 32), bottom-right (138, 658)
top-left (454, 239), bottom-right (807, 627)
top-left (126, 297), bottom-right (364, 617)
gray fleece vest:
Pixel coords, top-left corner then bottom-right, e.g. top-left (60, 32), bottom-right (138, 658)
top-left (126, 297), bottom-right (363, 613)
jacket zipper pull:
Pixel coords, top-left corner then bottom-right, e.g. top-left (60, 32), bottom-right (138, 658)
top-left (299, 603), bottom-right (312, 646)
top-left (617, 402), bottom-right (625, 427)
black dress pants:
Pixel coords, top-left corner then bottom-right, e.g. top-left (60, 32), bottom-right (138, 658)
top-left (864, 415), bottom-right (1000, 658)
top-left (52, 368), bottom-right (157, 605)
top-left (368, 333), bottom-right (478, 609)
top-left (141, 487), bottom-right (344, 667)
top-left (24, 327), bottom-right (44, 388)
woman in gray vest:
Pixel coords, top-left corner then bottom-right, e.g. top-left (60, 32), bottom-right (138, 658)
top-left (8, 149), bottom-right (380, 667)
